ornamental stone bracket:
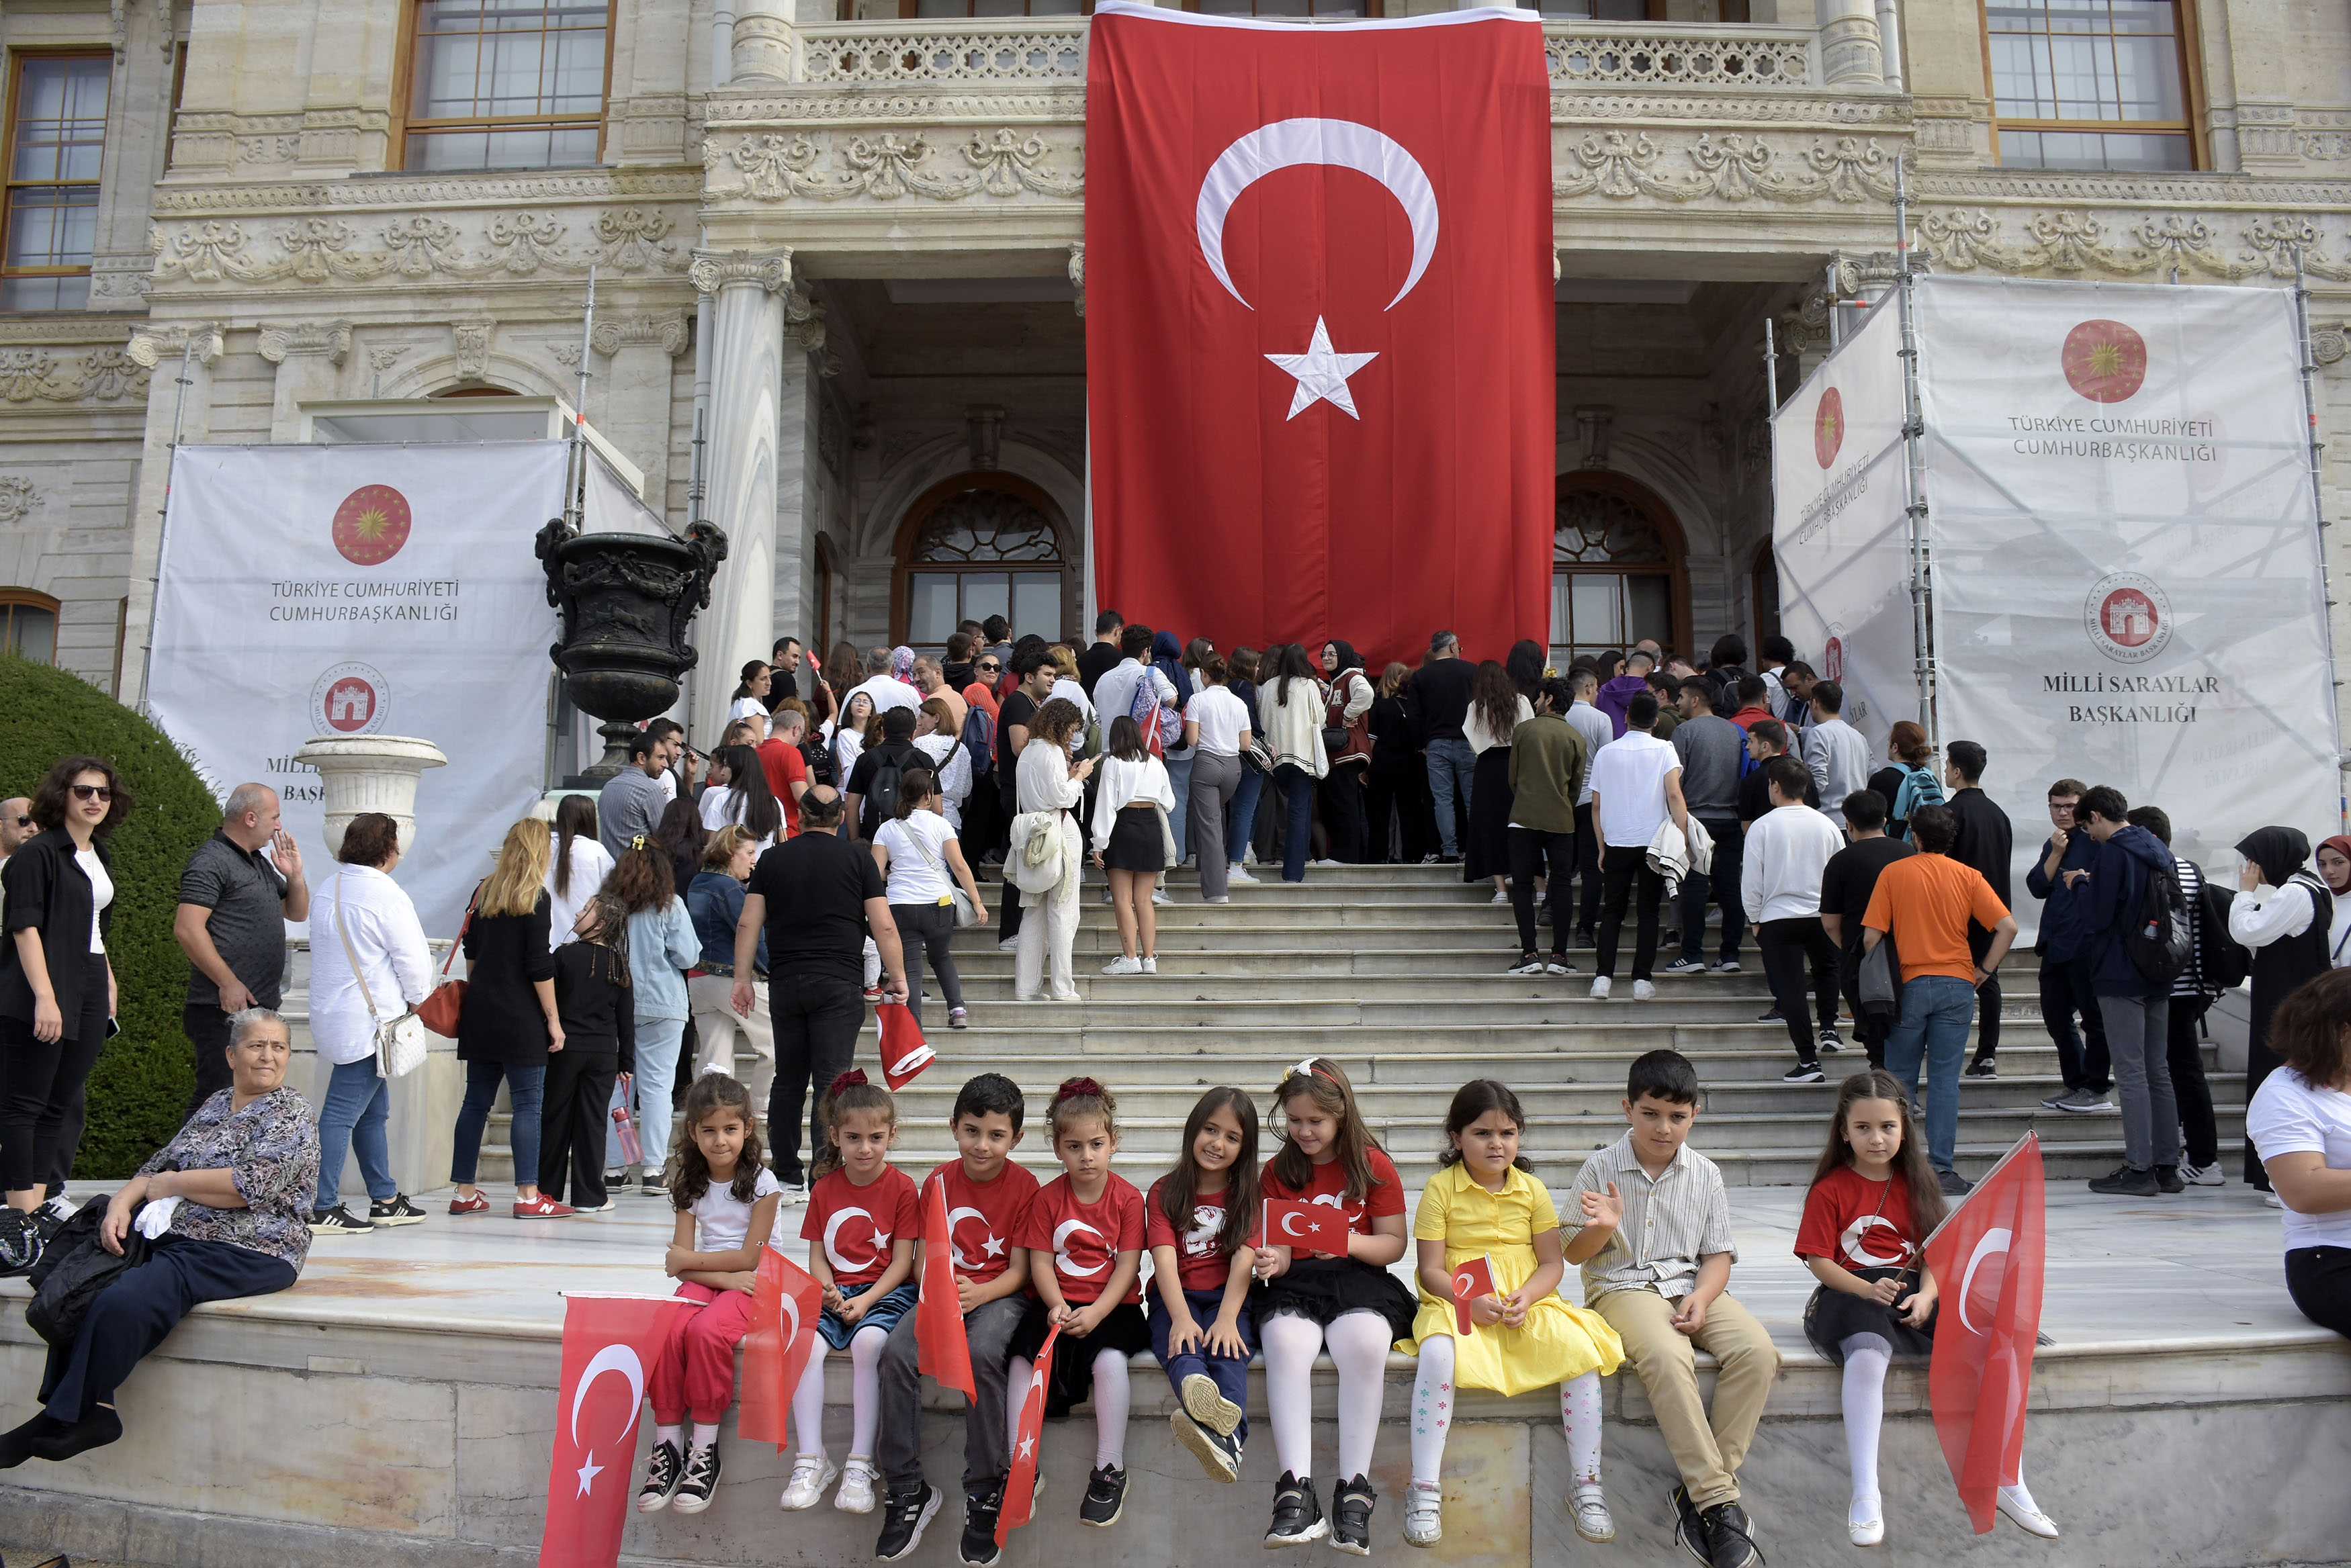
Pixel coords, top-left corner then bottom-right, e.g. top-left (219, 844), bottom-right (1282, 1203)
top-left (0, 476), bottom-right (40, 523)
top-left (450, 319), bottom-right (494, 381)
top-left (258, 320), bottom-right (353, 366)
top-left (126, 323), bottom-right (225, 370)
top-left (689, 247), bottom-right (793, 295)
top-left (590, 313), bottom-right (693, 359)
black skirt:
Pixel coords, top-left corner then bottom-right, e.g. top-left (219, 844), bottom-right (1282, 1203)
top-left (1103, 806), bottom-right (1164, 873)
top-left (1802, 1269), bottom-right (1938, 1363)
top-left (1253, 1256), bottom-right (1417, 1341)
top-left (1006, 1296), bottom-right (1154, 1417)
top-left (1464, 747), bottom-right (1515, 882)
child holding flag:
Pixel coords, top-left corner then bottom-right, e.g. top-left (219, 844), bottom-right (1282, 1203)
top-left (1147, 1086), bottom-right (1261, 1483)
top-left (1401, 1080), bottom-right (1624, 1549)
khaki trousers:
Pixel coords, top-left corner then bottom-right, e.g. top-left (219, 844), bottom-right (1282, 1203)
top-left (688, 974), bottom-right (774, 1106)
top-left (1594, 1287), bottom-right (1781, 1510)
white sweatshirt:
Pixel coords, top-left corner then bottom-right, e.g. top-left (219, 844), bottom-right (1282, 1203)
top-left (1741, 802), bottom-right (1849, 923)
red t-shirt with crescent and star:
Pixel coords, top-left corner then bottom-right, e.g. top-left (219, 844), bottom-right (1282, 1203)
top-left (1793, 1166), bottom-right (1920, 1272)
top-left (1018, 1172), bottom-right (1147, 1305)
top-left (1259, 1146), bottom-right (1407, 1242)
top-left (1145, 1177), bottom-right (1243, 1292)
top-left (924, 1158), bottom-right (1041, 1287)
top-left (801, 1164), bottom-right (921, 1291)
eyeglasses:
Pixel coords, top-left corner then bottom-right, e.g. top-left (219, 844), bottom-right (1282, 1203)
top-left (70, 784), bottom-right (112, 802)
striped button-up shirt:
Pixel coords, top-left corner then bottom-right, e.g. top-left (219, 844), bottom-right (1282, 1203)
top-left (1568, 1132), bottom-right (1736, 1302)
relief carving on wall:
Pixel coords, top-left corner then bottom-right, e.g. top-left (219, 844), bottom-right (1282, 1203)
top-left (147, 207), bottom-right (690, 289)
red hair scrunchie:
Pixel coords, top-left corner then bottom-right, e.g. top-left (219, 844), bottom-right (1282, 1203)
top-left (827, 1068), bottom-right (871, 1101)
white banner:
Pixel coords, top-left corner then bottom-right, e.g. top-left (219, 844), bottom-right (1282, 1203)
top-left (148, 442), bottom-right (568, 934)
top-left (1772, 292), bottom-right (1915, 741)
top-left (1916, 274), bottom-right (2339, 890)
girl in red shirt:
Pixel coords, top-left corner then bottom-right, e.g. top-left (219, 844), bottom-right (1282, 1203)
top-left (1252, 1057), bottom-right (1415, 1554)
top-left (1008, 1077), bottom-right (1150, 1530)
top-left (1145, 1086), bottom-right (1261, 1484)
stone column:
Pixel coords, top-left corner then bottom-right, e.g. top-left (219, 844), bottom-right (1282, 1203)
top-left (731, 0), bottom-right (794, 82)
top-left (689, 249), bottom-right (790, 742)
top-left (1814, 0), bottom-right (1885, 88)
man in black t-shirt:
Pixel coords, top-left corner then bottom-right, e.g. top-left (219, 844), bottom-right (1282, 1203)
top-left (1077, 608), bottom-right (1124, 698)
top-left (1943, 740), bottom-right (2014, 1076)
top-left (731, 788), bottom-right (906, 1191)
top-left (1817, 788), bottom-right (1914, 1068)
top-left (1734, 719), bottom-right (1817, 830)
top-left (846, 706), bottom-right (924, 840)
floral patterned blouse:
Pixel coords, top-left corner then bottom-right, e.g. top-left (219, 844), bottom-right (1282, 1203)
top-left (136, 1086), bottom-right (320, 1272)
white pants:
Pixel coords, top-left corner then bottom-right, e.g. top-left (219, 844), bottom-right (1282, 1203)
top-left (689, 974), bottom-right (772, 1104)
top-left (1015, 821), bottom-right (1081, 1000)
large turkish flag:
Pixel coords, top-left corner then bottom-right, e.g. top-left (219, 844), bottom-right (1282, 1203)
top-left (1085, 1), bottom-right (1554, 670)
top-left (1922, 1133), bottom-right (2045, 1534)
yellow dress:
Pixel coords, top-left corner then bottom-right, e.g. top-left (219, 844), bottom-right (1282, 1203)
top-left (1403, 1163), bottom-right (1625, 1397)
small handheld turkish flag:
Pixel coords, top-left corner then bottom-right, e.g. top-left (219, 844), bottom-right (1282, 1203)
top-left (539, 1293), bottom-right (686, 1567)
top-left (738, 1246), bottom-right (823, 1452)
top-left (996, 1323), bottom-right (1062, 1548)
top-left (1450, 1254), bottom-right (1497, 1336)
top-left (916, 1174), bottom-right (977, 1399)
top-left (1264, 1199), bottom-right (1344, 1258)
top-left (1923, 1133), bottom-right (2046, 1534)
top-left (878, 1001), bottom-right (935, 1091)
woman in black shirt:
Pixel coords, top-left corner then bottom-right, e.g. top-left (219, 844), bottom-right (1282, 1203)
top-left (449, 820), bottom-right (565, 1218)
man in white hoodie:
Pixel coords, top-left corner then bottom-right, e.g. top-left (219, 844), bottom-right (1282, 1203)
top-left (1587, 690), bottom-right (1688, 1003)
top-left (1743, 755), bottom-right (1850, 1082)
top-left (1800, 680), bottom-right (1873, 829)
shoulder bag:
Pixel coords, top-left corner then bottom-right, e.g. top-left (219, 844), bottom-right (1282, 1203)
top-left (903, 818), bottom-right (981, 928)
top-left (335, 875), bottom-right (429, 1078)
top-left (414, 890), bottom-right (476, 1038)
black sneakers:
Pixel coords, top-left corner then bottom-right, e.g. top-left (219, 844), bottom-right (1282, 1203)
top-left (1169, 1410), bottom-right (1242, 1482)
top-left (310, 1204), bottom-right (373, 1236)
top-left (1080, 1463), bottom-right (1128, 1527)
top-left (1781, 1061), bottom-right (1824, 1083)
top-left (672, 1442), bottom-right (721, 1513)
top-left (0, 1208), bottom-right (44, 1277)
top-left (1266, 1471), bottom-right (1328, 1546)
top-left (1700, 1500), bottom-right (1762, 1568)
top-left (2088, 1164), bottom-right (2159, 1197)
top-left (369, 1193), bottom-right (427, 1226)
top-left (1966, 1056), bottom-right (1999, 1078)
top-left (875, 1481), bottom-right (942, 1561)
top-left (1669, 1483), bottom-right (1708, 1565)
top-left (1331, 1474), bottom-right (1376, 1556)
top-left (959, 1482), bottom-right (1006, 1565)
top-left (636, 1438), bottom-right (684, 1513)
top-left (2154, 1164), bottom-right (2186, 1194)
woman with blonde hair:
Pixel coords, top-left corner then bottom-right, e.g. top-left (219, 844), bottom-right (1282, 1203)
top-left (449, 820), bottom-right (568, 1218)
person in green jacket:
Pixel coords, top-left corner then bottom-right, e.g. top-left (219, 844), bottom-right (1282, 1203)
top-left (1505, 677), bottom-right (1589, 977)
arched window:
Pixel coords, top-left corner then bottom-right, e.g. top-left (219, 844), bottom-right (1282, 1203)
top-left (892, 475), bottom-right (1071, 651)
top-left (1551, 471), bottom-right (1689, 663)
top-left (0, 588), bottom-right (58, 664)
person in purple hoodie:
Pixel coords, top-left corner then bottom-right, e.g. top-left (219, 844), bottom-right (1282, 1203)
top-left (2073, 784), bottom-right (2184, 1198)
top-left (1595, 649), bottom-right (1656, 739)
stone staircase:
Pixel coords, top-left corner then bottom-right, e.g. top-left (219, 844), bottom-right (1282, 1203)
top-left (468, 862), bottom-right (2246, 1191)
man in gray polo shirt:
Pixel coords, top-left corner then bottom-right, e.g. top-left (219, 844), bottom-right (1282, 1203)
top-left (597, 730), bottom-right (670, 860)
top-left (173, 782), bottom-right (308, 1114)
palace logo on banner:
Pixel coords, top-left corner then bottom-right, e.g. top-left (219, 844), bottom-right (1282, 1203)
top-left (540, 1293), bottom-right (687, 1567)
top-left (1922, 1134), bottom-right (2045, 1534)
top-left (1085, 1), bottom-right (1554, 667)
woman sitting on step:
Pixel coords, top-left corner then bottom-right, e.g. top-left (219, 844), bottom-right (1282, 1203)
top-left (2248, 968), bottom-right (2351, 1340)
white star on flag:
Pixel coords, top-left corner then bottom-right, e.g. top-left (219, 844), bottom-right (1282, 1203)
top-left (575, 1449), bottom-right (603, 1497)
top-left (1265, 316), bottom-right (1379, 420)
top-left (983, 1234), bottom-right (1006, 1258)
top-left (1019, 1434), bottom-right (1036, 1460)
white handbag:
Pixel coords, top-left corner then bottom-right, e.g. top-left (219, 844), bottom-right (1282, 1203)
top-left (334, 875), bottom-right (429, 1078)
top-left (904, 819), bottom-right (981, 928)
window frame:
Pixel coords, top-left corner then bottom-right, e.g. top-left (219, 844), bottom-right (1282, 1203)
top-left (391, 0), bottom-right (618, 173)
top-left (1, 50), bottom-right (114, 313)
top-left (1549, 470), bottom-right (1689, 665)
top-left (0, 588), bottom-right (61, 667)
top-left (889, 471), bottom-right (1075, 651)
top-left (1978, 0), bottom-right (2205, 172)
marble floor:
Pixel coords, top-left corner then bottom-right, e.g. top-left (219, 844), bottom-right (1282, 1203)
top-left (46, 1177), bottom-right (2321, 1357)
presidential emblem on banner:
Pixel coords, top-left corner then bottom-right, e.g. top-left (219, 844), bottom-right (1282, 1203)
top-left (2060, 318), bottom-right (2148, 404)
top-left (332, 483), bottom-right (414, 565)
top-left (1814, 387), bottom-right (1845, 469)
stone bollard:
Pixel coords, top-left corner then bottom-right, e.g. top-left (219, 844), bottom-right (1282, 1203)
top-left (292, 734), bottom-right (447, 856)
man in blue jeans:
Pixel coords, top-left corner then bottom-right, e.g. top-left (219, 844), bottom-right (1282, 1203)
top-left (1860, 804), bottom-right (2019, 1195)
top-left (1407, 630), bottom-right (1478, 862)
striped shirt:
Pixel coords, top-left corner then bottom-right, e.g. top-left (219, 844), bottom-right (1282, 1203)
top-left (1568, 1132), bottom-right (1736, 1302)
top-left (2170, 854), bottom-right (2204, 1000)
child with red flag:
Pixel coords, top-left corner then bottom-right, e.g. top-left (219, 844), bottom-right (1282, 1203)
top-left (873, 1072), bottom-right (1039, 1565)
top-left (1008, 1078), bottom-right (1151, 1530)
top-left (634, 1074), bottom-right (784, 1518)
top-left (783, 1072), bottom-right (920, 1515)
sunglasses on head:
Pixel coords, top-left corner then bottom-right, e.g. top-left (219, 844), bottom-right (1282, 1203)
top-left (71, 784), bottom-right (111, 802)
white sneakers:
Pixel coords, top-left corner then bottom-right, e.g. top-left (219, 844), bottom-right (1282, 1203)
top-left (781, 1454), bottom-right (840, 1511)
top-left (1229, 866), bottom-right (1261, 884)
top-left (1589, 976), bottom-right (1611, 999)
top-left (1141, 957), bottom-right (1157, 973)
top-left (1102, 955), bottom-right (1143, 976)
top-left (2178, 1162), bottom-right (2225, 1187)
top-left (1151, 888), bottom-right (1173, 905)
top-left (1632, 980), bottom-right (1656, 1001)
top-left (1569, 1485), bottom-right (1614, 1543)
top-left (1402, 1479), bottom-right (1442, 1547)
top-left (836, 1455), bottom-right (879, 1514)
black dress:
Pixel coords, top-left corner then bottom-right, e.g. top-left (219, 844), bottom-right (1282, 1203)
top-left (1803, 1268), bottom-right (1938, 1364)
top-left (456, 892), bottom-right (558, 1066)
top-left (1465, 746), bottom-right (1515, 882)
top-left (2244, 874), bottom-right (2332, 1188)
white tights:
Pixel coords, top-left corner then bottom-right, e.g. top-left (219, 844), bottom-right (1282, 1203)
top-left (1838, 1333), bottom-right (1891, 1520)
top-left (1006, 1346), bottom-right (1133, 1471)
top-left (1409, 1336), bottom-right (1603, 1489)
top-left (1260, 1310), bottom-right (1392, 1483)
top-left (792, 1323), bottom-right (890, 1460)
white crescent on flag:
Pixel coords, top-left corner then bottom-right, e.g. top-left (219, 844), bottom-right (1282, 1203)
top-left (1280, 1209), bottom-right (1311, 1238)
top-left (1196, 117), bottom-right (1440, 311)
top-left (1053, 1217), bottom-right (1107, 1277)
top-left (1957, 1227), bottom-right (2014, 1333)
top-left (946, 1205), bottom-right (989, 1271)
top-left (569, 1344), bottom-right (646, 1449)
top-left (825, 1206), bottom-right (877, 1273)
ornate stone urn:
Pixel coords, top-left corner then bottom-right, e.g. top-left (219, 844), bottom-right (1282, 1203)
top-left (535, 516), bottom-right (729, 781)
top-left (291, 735), bottom-right (448, 856)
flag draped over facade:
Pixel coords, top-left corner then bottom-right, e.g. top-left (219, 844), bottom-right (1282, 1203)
top-left (1922, 1134), bottom-right (2046, 1534)
top-left (1084, 0), bottom-right (1554, 667)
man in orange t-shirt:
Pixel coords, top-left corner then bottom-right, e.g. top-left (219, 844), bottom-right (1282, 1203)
top-left (1861, 802), bottom-right (2019, 1193)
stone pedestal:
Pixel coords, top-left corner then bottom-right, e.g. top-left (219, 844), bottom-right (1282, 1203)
top-left (290, 735), bottom-right (448, 856)
top-left (284, 939), bottom-right (464, 1203)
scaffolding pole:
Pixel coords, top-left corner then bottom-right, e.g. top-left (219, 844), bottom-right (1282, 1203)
top-left (1893, 158), bottom-right (1937, 748)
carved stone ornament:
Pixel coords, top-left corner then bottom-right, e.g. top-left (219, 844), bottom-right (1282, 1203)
top-left (2314, 324), bottom-right (2350, 369)
top-left (257, 320), bottom-right (353, 366)
top-left (0, 347), bottom-right (154, 404)
top-left (785, 283), bottom-right (827, 359)
top-left (688, 248), bottom-right (793, 295)
top-left (451, 319), bottom-right (494, 380)
top-left (126, 323), bottom-right (224, 369)
top-left (589, 313), bottom-right (692, 358)
top-left (147, 207), bottom-right (689, 288)
top-left (717, 128), bottom-right (1081, 203)
top-left (0, 476), bottom-right (39, 524)
top-left (1553, 132), bottom-right (1900, 203)
top-left (1069, 242), bottom-right (1085, 317)
top-left (1916, 207), bottom-right (2351, 282)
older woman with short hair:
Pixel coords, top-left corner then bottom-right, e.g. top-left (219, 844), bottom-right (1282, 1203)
top-left (1, 1007), bottom-right (317, 1467)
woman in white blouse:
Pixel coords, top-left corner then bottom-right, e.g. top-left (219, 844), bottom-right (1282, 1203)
top-left (872, 767), bottom-right (987, 1029)
top-left (727, 659), bottom-right (772, 723)
top-left (1255, 643), bottom-right (1330, 884)
top-left (912, 696), bottom-right (975, 831)
top-left (1092, 715), bottom-right (1176, 974)
top-left (1014, 698), bottom-right (1096, 1001)
top-left (1181, 653), bottom-right (1253, 905)
top-left (543, 796), bottom-right (615, 948)
top-left (698, 743), bottom-right (783, 852)
top-left (308, 812), bottom-right (433, 1233)
top-left (827, 691), bottom-right (876, 823)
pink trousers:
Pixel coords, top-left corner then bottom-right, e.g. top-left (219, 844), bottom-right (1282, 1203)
top-left (648, 1281), bottom-right (756, 1424)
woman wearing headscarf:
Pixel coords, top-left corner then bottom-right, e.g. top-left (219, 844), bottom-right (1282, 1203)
top-left (2229, 826), bottom-right (2334, 1196)
top-left (1463, 660), bottom-right (1533, 899)
top-left (1318, 639), bottom-right (1375, 864)
top-left (2317, 835), bottom-right (2351, 966)
top-left (1152, 631), bottom-right (1198, 859)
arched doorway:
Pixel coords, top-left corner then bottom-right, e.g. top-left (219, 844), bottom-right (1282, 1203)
top-left (1551, 471), bottom-right (1690, 663)
top-left (891, 473), bottom-right (1074, 651)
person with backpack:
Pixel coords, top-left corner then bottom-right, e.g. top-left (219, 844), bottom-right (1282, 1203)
top-left (1867, 723), bottom-right (1944, 842)
top-left (2127, 806), bottom-right (2230, 1187)
top-left (844, 706), bottom-right (924, 843)
top-left (2072, 786), bottom-right (2186, 1198)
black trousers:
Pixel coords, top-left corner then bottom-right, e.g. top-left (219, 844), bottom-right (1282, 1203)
top-left (183, 1003), bottom-right (238, 1119)
top-left (41, 1234), bottom-right (296, 1420)
top-left (1507, 827), bottom-right (1577, 956)
top-left (1967, 927), bottom-right (2002, 1063)
top-left (0, 956), bottom-right (107, 1195)
top-left (766, 970), bottom-right (866, 1184)
top-left (1677, 817), bottom-right (1747, 964)
top-left (893, 901), bottom-right (965, 1029)
top-left (1572, 802), bottom-right (1603, 936)
top-left (2039, 952), bottom-right (2112, 1091)
top-left (1595, 851), bottom-right (1666, 982)
top-left (1759, 917), bottom-right (1842, 1062)
top-left (2166, 995), bottom-right (2218, 1169)
top-left (2286, 1246), bottom-right (2351, 1340)
top-left (1320, 763), bottom-right (1369, 864)
top-left (538, 1047), bottom-right (618, 1206)
top-left (1364, 766), bottom-right (1429, 864)
top-left (1838, 943), bottom-right (1888, 1068)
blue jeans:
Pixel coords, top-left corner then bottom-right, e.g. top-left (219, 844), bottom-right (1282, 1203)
top-left (612, 1015), bottom-right (688, 1167)
top-left (314, 1056), bottom-right (396, 1210)
top-left (1149, 1287), bottom-right (1258, 1445)
top-left (1425, 737), bottom-right (1474, 856)
top-left (1277, 764), bottom-right (1315, 882)
top-left (1167, 752), bottom-right (1194, 861)
top-left (1229, 766), bottom-right (1264, 863)
top-left (1883, 974), bottom-right (1976, 1174)
top-left (451, 1060), bottom-right (545, 1188)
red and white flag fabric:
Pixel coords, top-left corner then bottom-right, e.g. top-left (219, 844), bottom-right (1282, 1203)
top-left (878, 1001), bottom-right (935, 1091)
top-left (1449, 1254), bottom-right (1497, 1336)
top-left (1263, 1199), bottom-right (1345, 1258)
top-left (1923, 1133), bottom-right (2046, 1534)
top-left (1085, 1), bottom-right (1554, 667)
top-left (995, 1323), bottom-right (1063, 1548)
top-left (738, 1246), bottom-right (824, 1452)
top-left (916, 1174), bottom-right (978, 1399)
top-left (539, 1293), bottom-right (688, 1567)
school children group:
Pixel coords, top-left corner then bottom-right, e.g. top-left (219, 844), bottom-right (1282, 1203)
top-left (622, 1051), bottom-right (2064, 1567)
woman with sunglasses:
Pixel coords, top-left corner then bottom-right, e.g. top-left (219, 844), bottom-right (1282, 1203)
top-left (0, 757), bottom-right (128, 1258)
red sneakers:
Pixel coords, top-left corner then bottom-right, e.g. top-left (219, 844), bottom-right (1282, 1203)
top-left (513, 1195), bottom-right (577, 1219)
top-left (447, 1191), bottom-right (490, 1217)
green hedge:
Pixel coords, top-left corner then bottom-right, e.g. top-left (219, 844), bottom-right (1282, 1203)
top-left (0, 656), bottom-right (219, 1177)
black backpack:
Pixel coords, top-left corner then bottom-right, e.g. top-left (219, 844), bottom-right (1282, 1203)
top-left (27, 1196), bottom-right (149, 1346)
top-left (2127, 857), bottom-right (2192, 986)
top-left (2195, 879), bottom-right (2250, 993)
top-left (864, 745), bottom-right (909, 833)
